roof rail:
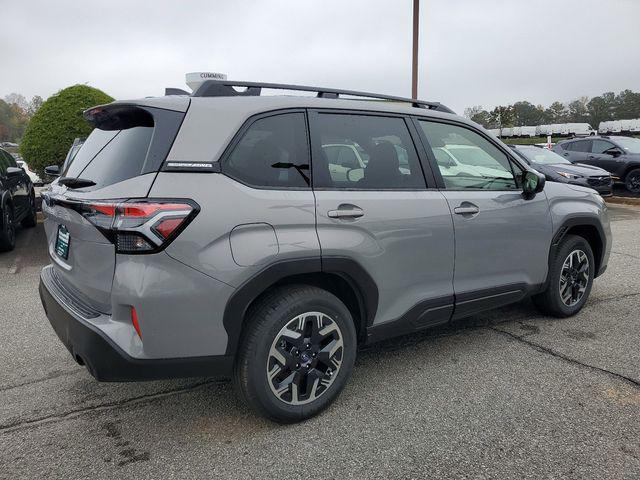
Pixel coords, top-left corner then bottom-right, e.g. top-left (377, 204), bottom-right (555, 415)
top-left (191, 80), bottom-right (454, 113)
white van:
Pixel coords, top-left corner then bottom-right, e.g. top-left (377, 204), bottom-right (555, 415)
top-left (567, 123), bottom-right (596, 136)
top-left (536, 125), bottom-right (551, 136)
top-left (550, 124), bottom-right (570, 136)
top-left (520, 126), bottom-right (537, 137)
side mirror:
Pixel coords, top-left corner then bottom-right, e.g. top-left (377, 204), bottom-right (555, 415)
top-left (523, 170), bottom-right (545, 196)
top-left (44, 165), bottom-right (61, 177)
top-left (606, 148), bottom-right (623, 157)
top-left (6, 166), bottom-right (22, 178)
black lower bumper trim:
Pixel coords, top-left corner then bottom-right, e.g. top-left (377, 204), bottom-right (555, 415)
top-left (39, 275), bottom-right (233, 382)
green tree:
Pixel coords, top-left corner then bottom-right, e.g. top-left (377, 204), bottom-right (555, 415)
top-left (0, 99), bottom-right (28, 142)
top-left (464, 105), bottom-right (491, 128)
top-left (489, 105), bottom-right (515, 129)
top-left (545, 101), bottom-right (567, 123)
top-left (27, 95), bottom-right (44, 116)
top-left (20, 85), bottom-right (113, 175)
top-left (587, 96), bottom-right (612, 128)
top-left (512, 101), bottom-right (544, 126)
top-left (614, 89), bottom-right (640, 119)
top-left (567, 96), bottom-right (590, 123)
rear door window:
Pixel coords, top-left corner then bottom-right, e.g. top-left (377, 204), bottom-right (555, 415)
top-left (310, 113), bottom-right (426, 189)
top-left (571, 139), bottom-right (592, 153)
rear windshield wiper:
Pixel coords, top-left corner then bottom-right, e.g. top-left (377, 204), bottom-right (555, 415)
top-left (58, 177), bottom-right (96, 188)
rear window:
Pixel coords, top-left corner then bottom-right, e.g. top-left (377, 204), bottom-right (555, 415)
top-left (64, 127), bottom-right (153, 189)
top-left (63, 105), bottom-right (184, 190)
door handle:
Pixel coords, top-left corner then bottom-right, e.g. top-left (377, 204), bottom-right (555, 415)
top-left (327, 204), bottom-right (364, 219)
top-left (454, 203), bottom-right (480, 215)
top-left (563, 152), bottom-right (570, 156)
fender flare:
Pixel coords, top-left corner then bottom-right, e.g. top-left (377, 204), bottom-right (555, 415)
top-left (222, 256), bottom-right (378, 356)
top-left (548, 216), bottom-right (607, 280)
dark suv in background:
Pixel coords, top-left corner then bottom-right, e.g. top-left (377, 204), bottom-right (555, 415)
top-left (0, 147), bottom-right (37, 251)
top-left (510, 145), bottom-right (613, 196)
top-left (553, 136), bottom-right (640, 193)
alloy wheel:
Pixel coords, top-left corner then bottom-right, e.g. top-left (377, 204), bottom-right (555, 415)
top-left (559, 249), bottom-right (590, 307)
top-left (627, 171), bottom-right (640, 192)
top-left (267, 312), bottom-right (344, 405)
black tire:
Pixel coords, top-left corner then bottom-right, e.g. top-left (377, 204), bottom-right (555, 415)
top-left (21, 189), bottom-right (37, 228)
top-left (624, 168), bottom-right (640, 194)
top-left (532, 234), bottom-right (594, 317)
top-left (0, 204), bottom-right (16, 252)
top-left (234, 284), bottom-right (357, 423)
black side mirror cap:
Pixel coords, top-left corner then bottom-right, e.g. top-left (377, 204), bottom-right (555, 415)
top-left (44, 165), bottom-right (61, 177)
top-left (523, 169), bottom-right (545, 197)
top-left (6, 166), bottom-right (22, 178)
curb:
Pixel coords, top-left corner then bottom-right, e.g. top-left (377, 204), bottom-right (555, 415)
top-left (605, 196), bottom-right (640, 207)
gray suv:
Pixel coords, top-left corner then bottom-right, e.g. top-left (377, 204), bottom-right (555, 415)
top-left (39, 81), bottom-right (611, 423)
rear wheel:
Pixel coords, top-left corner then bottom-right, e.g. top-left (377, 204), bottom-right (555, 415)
top-left (234, 285), bottom-right (357, 423)
top-left (0, 205), bottom-right (16, 252)
top-left (624, 168), bottom-right (640, 194)
top-left (21, 189), bottom-right (37, 228)
top-left (533, 234), bottom-right (594, 317)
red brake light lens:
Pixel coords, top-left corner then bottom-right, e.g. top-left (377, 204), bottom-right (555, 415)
top-left (79, 199), bottom-right (198, 253)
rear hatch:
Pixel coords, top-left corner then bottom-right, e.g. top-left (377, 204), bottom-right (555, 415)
top-left (42, 102), bottom-right (188, 314)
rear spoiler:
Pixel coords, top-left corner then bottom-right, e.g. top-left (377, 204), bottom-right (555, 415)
top-left (83, 104), bottom-right (154, 131)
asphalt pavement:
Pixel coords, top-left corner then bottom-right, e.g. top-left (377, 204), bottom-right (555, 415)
top-left (0, 204), bottom-right (639, 479)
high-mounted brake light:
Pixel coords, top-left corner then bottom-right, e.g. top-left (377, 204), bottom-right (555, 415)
top-left (77, 199), bottom-right (199, 254)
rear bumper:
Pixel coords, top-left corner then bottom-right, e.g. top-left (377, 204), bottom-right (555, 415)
top-left (39, 271), bottom-right (233, 382)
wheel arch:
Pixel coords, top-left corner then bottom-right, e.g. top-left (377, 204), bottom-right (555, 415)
top-left (223, 257), bottom-right (378, 356)
top-left (549, 217), bottom-right (605, 279)
top-left (622, 164), bottom-right (640, 181)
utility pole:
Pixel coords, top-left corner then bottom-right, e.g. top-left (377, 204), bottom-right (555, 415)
top-left (411, 0), bottom-right (420, 99)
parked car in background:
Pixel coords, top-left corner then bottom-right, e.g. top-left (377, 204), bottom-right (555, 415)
top-left (0, 147), bottom-right (37, 251)
top-left (553, 136), bottom-right (640, 193)
top-left (61, 137), bottom-right (85, 174)
top-left (16, 159), bottom-right (44, 186)
top-left (510, 145), bottom-right (612, 196)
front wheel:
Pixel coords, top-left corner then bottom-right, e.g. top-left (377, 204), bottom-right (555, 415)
top-left (624, 168), bottom-right (640, 194)
top-left (533, 234), bottom-right (594, 317)
top-left (234, 285), bottom-right (357, 423)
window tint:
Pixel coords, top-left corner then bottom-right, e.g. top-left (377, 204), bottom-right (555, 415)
top-left (224, 113), bottom-right (309, 188)
top-left (571, 139), bottom-right (591, 153)
top-left (419, 121), bottom-right (521, 190)
top-left (67, 127), bottom-right (153, 189)
top-left (312, 114), bottom-right (425, 189)
top-left (592, 139), bottom-right (615, 154)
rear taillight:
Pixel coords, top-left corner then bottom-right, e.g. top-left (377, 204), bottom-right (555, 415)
top-left (79, 199), bottom-right (199, 253)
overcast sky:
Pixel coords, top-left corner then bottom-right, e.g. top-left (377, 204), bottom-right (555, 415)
top-left (1, 0), bottom-right (638, 114)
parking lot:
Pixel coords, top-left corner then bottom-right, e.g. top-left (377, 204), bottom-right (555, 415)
top-left (0, 204), bottom-right (638, 479)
